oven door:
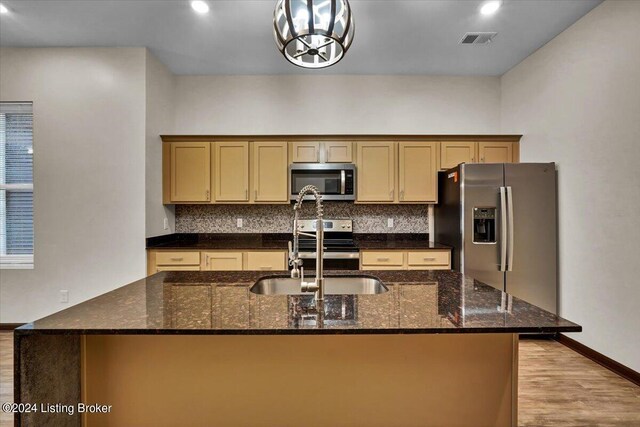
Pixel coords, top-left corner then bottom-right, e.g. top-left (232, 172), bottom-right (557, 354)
top-left (290, 163), bottom-right (355, 201)
top-left (298, 252), bottom-right (360, 270)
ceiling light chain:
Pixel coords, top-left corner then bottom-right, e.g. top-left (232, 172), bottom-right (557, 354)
top-left (273, 0), bottom-right (355, 69)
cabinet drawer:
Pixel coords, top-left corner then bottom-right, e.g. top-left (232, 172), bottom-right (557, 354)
top-left (202, 252), bottom-right (244, 271)
top-left (361, 251), bottom-right (404, 266)
top-left (155, 251), bottom-right (201, 266)
top-left (407, 251), bottom-right (450, 266)
top-left (156, 265), bottom-right (201, 272)
top-left (245, 251), bottom-right (286, 271)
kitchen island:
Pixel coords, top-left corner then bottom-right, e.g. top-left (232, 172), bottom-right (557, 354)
top-left (14, 270), bottom-right (580, 427)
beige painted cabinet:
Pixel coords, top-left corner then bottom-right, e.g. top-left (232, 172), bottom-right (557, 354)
top-left (201, 251), bottom-right (244, 271)
top-left (290, 141), bottom-right (353, 163)
top-left (440, 141), bottom-right (477, 170)
top-left (478, 142), bottom-right (513, 164)
top-left (398, 142), bottom-right (438, 203)
top-left (245, 251), bottom-right (286, 271)
top-left (361, 250), bottom-right (451, 271)
top-left (214, 142), bottom-right (249, 202)
top-left (356, 142), bottom-right (396, 202)
top-left (290, 142), bottom-right (320, 163)
top-left (252, 142), bottom-right (289, 203)
top-left (170, 142), bottom-right (211, 202)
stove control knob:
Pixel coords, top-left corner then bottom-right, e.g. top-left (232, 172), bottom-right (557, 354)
top-left (341, 225), bottom-right (346, 229)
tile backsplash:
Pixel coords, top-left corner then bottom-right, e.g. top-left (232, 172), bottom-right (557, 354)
top-left (175, 203), bottom-right (428, 234)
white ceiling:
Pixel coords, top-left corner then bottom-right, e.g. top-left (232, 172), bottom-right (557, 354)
top-left (0, 0), bottom-right (601, 75)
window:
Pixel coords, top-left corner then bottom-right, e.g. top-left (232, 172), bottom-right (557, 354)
top-left (0, 102), bottom-right (34, 269)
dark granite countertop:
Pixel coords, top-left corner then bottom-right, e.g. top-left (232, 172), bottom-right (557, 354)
top-left (146, 233), bottom-right (451, 251)
top-left (17, 270), bottom-right (580, 335)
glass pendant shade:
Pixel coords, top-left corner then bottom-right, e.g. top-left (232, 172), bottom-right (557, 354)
top-left (273, 0), bottom-right (355, 69)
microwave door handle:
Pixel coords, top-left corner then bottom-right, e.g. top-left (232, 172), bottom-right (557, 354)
top-left (340, 170), bottom-right (346, 195)
top-left (499, 187), bottom-right (507, 272)
top-left (506, 186), bottom-right (514, 272)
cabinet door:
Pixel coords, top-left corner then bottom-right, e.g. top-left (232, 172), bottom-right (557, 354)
top-left (440, 141), bottom-right (476, 170)
top-left (201, 252), bottom-right (244, 271)
top-left (252, 142), bottom-right (289, 202)
top-left (399, 142), bottom-right (437, 203)
top-left (291, 142), bottom-right (319, 163)
top-left (325, 142), bottom-right (353, 163)
top-left (406, 250), bottom-right (451, 270)
top-left (245, 251), bottom-right (286, 271)
top-left (215, 142), bottom-right (249, 202)
top-left (170, 142), bottom-right (211, 202)
top-left (478, 142), bottom-right (513, 164)
top-left (356, 142), bottom-right (396, 202)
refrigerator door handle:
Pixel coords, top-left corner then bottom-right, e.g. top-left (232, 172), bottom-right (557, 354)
top-left (499, 187), bottom-right (507, 272)
top-left (507, 186), bottom-right (514, 272)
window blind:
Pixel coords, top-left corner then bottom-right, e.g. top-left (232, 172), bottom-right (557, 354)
top-left (0, 102), bottom-right (34, 268)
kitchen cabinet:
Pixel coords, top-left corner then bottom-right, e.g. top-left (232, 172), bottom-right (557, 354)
top-left (245, 251), bottom-right (286, 271)
top-left (170, 142), bottom-right (211, 202)
top-left (214, 286), bottom-right (250, 328)
top-left (149, 251), bottom-right (201, 275)
top-left (170, 285), bottom-right (212, 329)
top-left (398, 284), bottom-right (439, 328)
top-left (214, 141), bottom-right (249, 202)
top-left (361, 250), bottom-right (451, 271)
top-left (290, 141), bottom-right (353, 163)
top-left (325, 141), bottom-right (353, 163)
top-left (201, 251), bottom-right (244, 271)
top-left (440, 141), bottom-right (477, 170)
top-left (356, 142), bottom-right (396, 202)
top-left (398, 142), bottom-right (437, 203)
top-left (252, 141), bottom-right (289, 203)
top-left (478, 142), bottom-right (513, 163)
top-left (290, 142), bottom-right (320, 163)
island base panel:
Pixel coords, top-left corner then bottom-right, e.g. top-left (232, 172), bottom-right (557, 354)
top-left (83, 334), bottom-right (518, 427)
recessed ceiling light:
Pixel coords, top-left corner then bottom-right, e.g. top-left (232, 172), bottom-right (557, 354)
top-left (480, 1), bottom-right (501, 16)
top-left (0, 3), bottom-right (9, 14)
top-left (190, 0), bottom-right (209, 14)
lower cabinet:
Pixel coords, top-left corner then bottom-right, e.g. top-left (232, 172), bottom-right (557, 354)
top-left (361, 250), bottom-right (451, 271)
top-left (148, 249), bottom-right (287, 275)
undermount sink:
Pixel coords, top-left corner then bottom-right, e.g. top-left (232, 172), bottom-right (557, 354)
top-left (250, 276), bottom-right (388, 296)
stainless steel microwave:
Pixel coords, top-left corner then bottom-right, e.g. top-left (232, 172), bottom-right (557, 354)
top-left (289, 163), bottom-right (356, 201)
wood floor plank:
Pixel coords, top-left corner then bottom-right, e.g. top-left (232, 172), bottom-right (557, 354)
top-left (0, 332), bottom-right (638, 426)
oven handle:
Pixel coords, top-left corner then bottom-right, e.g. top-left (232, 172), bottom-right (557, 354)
top-left (341, 170), bottom-right (346, 195)
top-left (298, 252), bottom-right (360, 260)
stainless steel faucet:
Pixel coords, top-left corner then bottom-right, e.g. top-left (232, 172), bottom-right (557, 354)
top-left (289, 185), bottom-right (324, 303)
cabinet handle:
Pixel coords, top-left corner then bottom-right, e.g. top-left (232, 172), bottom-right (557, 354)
top-left (423, 257), bottom-right (436, 261)
top-left (389, 189), bottom-right (394, 200)
top-left (245, 189), bottom-right (248, 200)
top-left (260, 266), bottom-right (272, 270)
top-left (205, 255), bottom-right (209, 268)
top-left (481, 157), bottom-right (485, 163)
top-left (206, 190), bottom-right (210, 200)
top-left (170, 257), bottom-right (183, 261)
top-left (254, 189), bottom-right (258, 200)
top-left (377, 257), bottom-right (390, 262)
top-left (400, 190), bottom-right (405, 201)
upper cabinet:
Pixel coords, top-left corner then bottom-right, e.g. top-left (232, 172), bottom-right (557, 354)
top-left (478, 142), bottom-right (513, 164)
top-left (252, 142), bottom-right (289, 203)
top-left (440, 141), bottom-right (477, 170)
top-left (214, 142), bottom-right (249, 202)
top-left (170, 142), bottom-right (211, 203)
top-left (290, 141), bottom-right (353, 163)
top-left (399, 142), bottom-right (437, 203)
top-left (162, 137), bottom-right (520, 205)
top-left (356, 142), bottom-right (396, 202)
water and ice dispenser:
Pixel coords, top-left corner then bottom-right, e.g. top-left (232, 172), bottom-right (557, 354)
top-left (473, 207), bottom-right (496, 244)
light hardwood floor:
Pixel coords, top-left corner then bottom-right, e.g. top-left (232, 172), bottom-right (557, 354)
top-left (0, 332), bottom-right (638, 427)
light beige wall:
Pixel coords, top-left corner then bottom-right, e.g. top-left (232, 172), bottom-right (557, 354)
top-left (501, 1), bottom-right (640, 371)
top-left (0, 48), bottom-right (147, 323)
top-left (174, 75), bottom-right (501, 134)
top-left (145, 51), bottom-right (176, 237)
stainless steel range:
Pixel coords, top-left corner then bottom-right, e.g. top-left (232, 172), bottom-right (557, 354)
top-left (296, 219), bottom-right (359, 270)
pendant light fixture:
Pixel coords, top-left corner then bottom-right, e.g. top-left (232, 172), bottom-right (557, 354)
top-left (273, 0), bottom-right (355, 69)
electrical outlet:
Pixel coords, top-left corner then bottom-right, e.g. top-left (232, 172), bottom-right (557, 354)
top-left (163, 218), bottom-right (169, 230)
top-left (387, 218), bottom-right (394, 228)
top-left (60, 290), bottom-right (69, 303)
top-left (237, 218), bottom-right (243, 228)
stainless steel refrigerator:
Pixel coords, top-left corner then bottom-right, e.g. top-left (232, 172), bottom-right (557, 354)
top-left (435, 163), bottom-right (557, 314)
